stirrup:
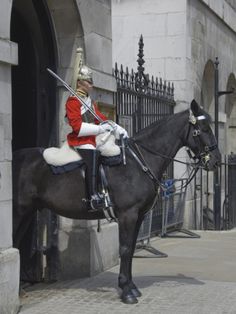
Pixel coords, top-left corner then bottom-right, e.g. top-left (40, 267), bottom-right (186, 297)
top-left (90, 193), bottom-right (106, 211)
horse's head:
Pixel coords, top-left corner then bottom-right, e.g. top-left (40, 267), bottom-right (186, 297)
top-left (185, 99), bottom-right (221, 171)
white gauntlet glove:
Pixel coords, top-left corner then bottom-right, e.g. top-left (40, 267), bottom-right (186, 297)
top-left (78, 121), bottom-right (128, 139)
top-left (114, 123), bottom-right (129, 139)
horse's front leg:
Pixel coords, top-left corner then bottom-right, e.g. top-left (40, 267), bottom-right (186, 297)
top-left (118, 210), bottom-right (139, 304)
top-left (128, 214), bottom-right (145, 298)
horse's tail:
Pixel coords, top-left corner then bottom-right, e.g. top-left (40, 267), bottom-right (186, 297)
top-left (13, 147), bottom-right (46, 210)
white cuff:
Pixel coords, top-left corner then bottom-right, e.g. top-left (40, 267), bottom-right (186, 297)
top-left (78, 122), bottom-right (102, 137)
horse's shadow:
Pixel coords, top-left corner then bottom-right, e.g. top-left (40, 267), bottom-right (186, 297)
top-left (23, 271), bottom-right (204, 296)
top-left (78, 271), bottom-right (205, 293)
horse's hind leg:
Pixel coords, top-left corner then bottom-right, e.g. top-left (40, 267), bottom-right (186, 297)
top-left (13, 206), bottom-right (35, 248)
top-left (118, 209), bottom-right (140, 304)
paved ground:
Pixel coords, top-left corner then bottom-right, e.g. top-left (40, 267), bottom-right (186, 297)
top-left (19, 230), bottom-right (236, 314)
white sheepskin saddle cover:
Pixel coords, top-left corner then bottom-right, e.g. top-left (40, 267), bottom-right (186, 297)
top-left (96, 133), bottom-right (120, 157)
top-left (43, 133), bottom-right (121, 167)
top-left (43, 141), bottom-right (82, 166)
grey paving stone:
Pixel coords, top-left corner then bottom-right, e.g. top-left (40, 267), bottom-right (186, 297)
top-left (19, 230), bottom-right (236, 314)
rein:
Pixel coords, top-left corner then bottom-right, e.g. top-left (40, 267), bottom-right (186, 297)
top-left (127, 143), bottom-right (165, 191)
top-left (130, 140), bottom-right (195, 167)
top-left (127, 140), bottom-right (200, 192)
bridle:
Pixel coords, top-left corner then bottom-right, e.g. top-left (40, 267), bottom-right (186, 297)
top-left (187, 110), bottom-right (218, 167)
top-left (126, 109), bottom-right (218, 192)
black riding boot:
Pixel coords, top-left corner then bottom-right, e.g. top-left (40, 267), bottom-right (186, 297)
top-left (78, 149), bottom-right (105, 211)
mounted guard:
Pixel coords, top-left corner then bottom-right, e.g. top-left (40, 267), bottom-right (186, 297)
top-left (45, 48), bottom-right (128, 212)
top-left (14, 97), bottom-right (221, 304)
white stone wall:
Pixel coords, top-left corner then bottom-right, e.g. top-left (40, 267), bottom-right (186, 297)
top-left (188, 0), bottom-right (236, 152)
top-left (202, 0), bottom-right (236, 32)
top-left (0, 1), bottom-right (20, 313)
top-left (184, 0), bottom-right (236, 228)
top-left (112, 0), bottom-right (188, 105)
top-left (0, 58), bottom-right (16, 248)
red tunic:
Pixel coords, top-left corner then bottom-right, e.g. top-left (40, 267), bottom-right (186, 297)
top-left (66, 96), bottom-right (107, 147)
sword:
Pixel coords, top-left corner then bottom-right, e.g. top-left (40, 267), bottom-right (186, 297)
top-left (120, 134), bottom-right (126, 165)
top-left (47, 68), bottom-right (103, 123)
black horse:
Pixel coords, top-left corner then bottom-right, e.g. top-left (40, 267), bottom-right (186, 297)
top-left (13, 100), bottom-right (221, 304)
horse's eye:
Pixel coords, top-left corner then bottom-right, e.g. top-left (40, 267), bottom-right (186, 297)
top-left (201, 121), bottom-right (211, 132)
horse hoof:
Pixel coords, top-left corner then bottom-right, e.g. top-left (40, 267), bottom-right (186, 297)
top-left (131, 288), bottom-right (142, 298)
top-left (121, 292), bottom-right (138, 304)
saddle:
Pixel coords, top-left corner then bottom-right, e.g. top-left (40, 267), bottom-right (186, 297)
top-left (43, 134), bottom-right (122, 174)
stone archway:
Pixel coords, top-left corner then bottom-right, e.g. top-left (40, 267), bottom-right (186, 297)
top-left (201, 60), bottom-right (215, 115)
top-left (225, 73), bottom-right (236, 155)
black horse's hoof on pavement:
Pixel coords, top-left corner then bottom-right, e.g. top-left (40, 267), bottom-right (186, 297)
top-left (121, 292), bottom-right (138, 304)
top-left (131, 288), bottom-right (142, 298)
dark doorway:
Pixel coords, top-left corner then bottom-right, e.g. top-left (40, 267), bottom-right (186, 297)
top-left (11, 9), bottom-right (37, 150)
top-left (11, 0), bottom-right (58, 282)
top-left (11, 0), bottom-right (57, 150)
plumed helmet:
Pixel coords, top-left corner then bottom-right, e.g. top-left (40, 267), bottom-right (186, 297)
top-left (72, 48), bottom-right (93, 89)
top-left (77, 63), bottom-right (93, 82)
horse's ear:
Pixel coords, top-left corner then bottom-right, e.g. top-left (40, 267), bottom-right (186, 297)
top-left (190, 99), bottom-right (200, 116)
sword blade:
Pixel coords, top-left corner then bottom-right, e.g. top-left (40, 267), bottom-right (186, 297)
top-left (47, 68), bottom-right (103, 123)
top-left (120, 134), bottom-right (126, 165)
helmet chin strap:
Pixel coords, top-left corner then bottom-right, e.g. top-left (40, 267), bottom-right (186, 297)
top-left (76, 88), bottom-right (88, 97)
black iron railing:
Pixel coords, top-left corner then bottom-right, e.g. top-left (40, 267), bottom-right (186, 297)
top-left (114, 36), bottom-right (177, 255)
top-left (114, 35), bottom-right (175, 138)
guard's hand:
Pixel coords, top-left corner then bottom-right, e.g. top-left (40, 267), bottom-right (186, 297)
top-left (99, 122), bottom-right (114, 134)
top-left (115, 124), bottom-right (129, 138)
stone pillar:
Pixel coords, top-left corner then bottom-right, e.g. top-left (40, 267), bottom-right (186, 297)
top-left (0, 2), bottom-right (20, 312)
top-left (58, 219), bottom-right (119, 279)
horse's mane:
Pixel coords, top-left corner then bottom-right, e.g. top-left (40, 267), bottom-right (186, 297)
top-left (133, 105), bottom-right (212, 140)
top-left (133, 109), bottom-right (188, 140)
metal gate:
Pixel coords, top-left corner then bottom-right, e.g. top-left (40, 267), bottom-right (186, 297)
top-left (226, 154), bottom-right (236, 228)
top-left (114, 35), bottom-right (175, 252)
top-left (195, 154), bottom-right (236, 230)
